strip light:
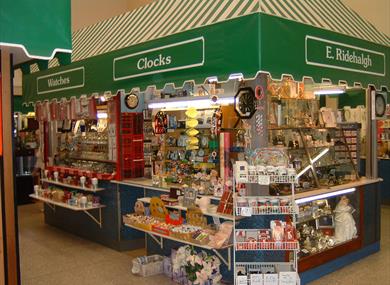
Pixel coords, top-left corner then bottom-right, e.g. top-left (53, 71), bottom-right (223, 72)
top-left (311, 148), bottom-right (329, 164)
top-left (314, 90), bottom-right (345, 95)
top-left (313, 85), bottom-right (346, 95)
top-left (148, 97), bottom-right (234, 109)
top-left (97, 112), bottom-right (108, 119)
top-left (295, 188), bottom-right (356, 204)
top-left (297, 148), bottom-right (329, 178)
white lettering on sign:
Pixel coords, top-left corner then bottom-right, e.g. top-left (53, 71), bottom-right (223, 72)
top-left (136, 54), bottom-right (172, 70)
top-left (47, 76), bottom-right (70, 87)
top-left (325, 45), bottom-right (373, 68)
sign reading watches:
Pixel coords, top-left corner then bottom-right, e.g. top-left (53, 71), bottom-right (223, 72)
top-left (305, 35), bottom-right (385, 76)
top-left (37, 67), bottom-right (85, 95)
top-left (113, 37), bottom-right (205, 81)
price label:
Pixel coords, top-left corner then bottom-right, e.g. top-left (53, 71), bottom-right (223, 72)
top-left (240, 207), bottom-right (252, 217)
top-left (258, 175), bottom-right (271, 185)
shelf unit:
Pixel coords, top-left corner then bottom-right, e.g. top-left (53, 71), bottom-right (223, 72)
top-left (124, 223), bottom-right (233, 270)
top-left (137, 197), bottom-right (236, 221)
top-left (41, 178), bottom-right (105, 192)
top-left (234, 168), bottom-right (300, 284)
top-left (29, 194), bottom-right (105, 228)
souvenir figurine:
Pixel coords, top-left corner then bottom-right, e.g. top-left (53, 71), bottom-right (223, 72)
top-left (334, 196), bottom-right (357, 243)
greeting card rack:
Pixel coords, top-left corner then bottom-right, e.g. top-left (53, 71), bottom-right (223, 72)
top-left (233, 164), bottom-right (300, 285)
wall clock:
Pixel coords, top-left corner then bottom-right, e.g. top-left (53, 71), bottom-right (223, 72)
top-left (234, 87), bottom-right (256, 119)
top-left (124, 93), bottom-right (139, 109)
top-left (375, 92), bottom-right (387, 118)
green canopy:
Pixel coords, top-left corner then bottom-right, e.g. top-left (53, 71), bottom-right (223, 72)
top-left (0, 0), bottom-right (71, 65)
top-left (22, 0), bottom-right (389, 103)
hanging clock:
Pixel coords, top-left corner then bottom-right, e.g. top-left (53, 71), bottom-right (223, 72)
top-left (234, 87), bottom-right (256, 119)
top-left (375, 92), bottom-right (387, 118)
top-left (124, 93), bottom-right (139, 109)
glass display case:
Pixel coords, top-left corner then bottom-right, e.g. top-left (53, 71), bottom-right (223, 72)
top-left (266, 77), bottom-right (360, 193)
top-left (296, 191), bottom-right (360, 259)
top-left (41, 95), bottom-right (119, 180)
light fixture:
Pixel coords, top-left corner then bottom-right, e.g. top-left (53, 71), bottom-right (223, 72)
top-left (311, 148), bottom-right (329, 164)
top-left (295, 188), bottom-right (356, 204)
top-left (296, 148), bottom-right (329, 178)
top-left (228, 73), bottom-right (244, 81)
top-left (207, 76), bottom-right (218, 83)
top-left (148, 96), bottom-right (234, 110)
top-left (97, 112), bottom-right (108, 119)
top-left (297, 165), bottom-right (312, 179)
top-left (313, 85), bottom-right (346, 95)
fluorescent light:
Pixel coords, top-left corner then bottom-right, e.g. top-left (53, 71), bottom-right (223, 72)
top-left (314, 90), bottom-right (345, 95)
top-left (97, 112), bottom-right (108, 119)
top-left (296, 188), bottom-right (356, 204)
top-left (148, 97), bottom-right (234, 109)
top-left (296, 148), bottom-right (330, 178)
top-left (207, 76), bottom-right (218, 83)
top-left (297, 165), bottom-right (312, 179)
top-left (313, 85), bottom-right (346, 95)
top-left (311, 148), bottom-right (329, 164)
top-left (229, 73), bottom-right (244, 80)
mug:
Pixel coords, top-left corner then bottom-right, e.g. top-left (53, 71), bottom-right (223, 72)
top-left (91, 178), bottom-right (98, 189)
top-left (80, 176), bottom-right (86, 187)
top-left (80, 196), bottom-right (87, 208)
top-left (34, 185), bottom-right (40, 196)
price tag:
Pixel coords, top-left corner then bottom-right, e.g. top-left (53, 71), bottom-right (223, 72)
top-left (240, 207), bottom-right (252, 217)
top-left (258, 175), bottom-right (271, 185)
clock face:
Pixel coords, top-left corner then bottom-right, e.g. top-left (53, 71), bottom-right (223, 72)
top-left (234, 87), bottom-right (256, 119)
top-left (375, 93), bottom-right (386, 117)
top-left (125, 94), bottom-right (139, 109)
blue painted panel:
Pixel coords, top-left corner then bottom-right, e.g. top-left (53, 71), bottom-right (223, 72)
top-left (119, 183), bottom-right (146, 241)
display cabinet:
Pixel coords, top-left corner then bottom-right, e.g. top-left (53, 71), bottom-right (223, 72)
top-left (266, 78), bottom-right (360, 194)
top-left (295, 188), bottom-right (362, 272)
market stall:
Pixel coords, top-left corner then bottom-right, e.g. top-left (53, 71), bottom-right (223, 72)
top-left (20, 0), bottom-right (389, 284)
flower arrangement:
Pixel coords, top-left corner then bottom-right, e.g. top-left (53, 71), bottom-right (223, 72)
top-left (172, 245), bottom-right (222, 285)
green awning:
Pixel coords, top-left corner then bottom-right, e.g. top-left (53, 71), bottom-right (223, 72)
top-left (22, 0), bottom-right (389, 103)
top-left (0, 0), bottom-right (71, 65)
top-left (34, 0), bottom-right (388, 72)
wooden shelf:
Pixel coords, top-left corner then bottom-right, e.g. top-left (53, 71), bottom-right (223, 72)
top-left (138, 197), bottom-right (235, 221)
top-left (41, 179), bottom-right (105, 192)
top-left (124, 223), bottom-right (232, 251)
top-left (29, 194), bottom-right (106, 211)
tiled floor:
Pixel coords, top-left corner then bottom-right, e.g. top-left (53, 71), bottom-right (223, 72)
top-left (19, 203), bottom-right (390, 285)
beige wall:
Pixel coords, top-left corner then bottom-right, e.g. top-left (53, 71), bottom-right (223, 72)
top-left (71, 0), bottom-right (154, 31)
top-left (342, 0), bottom-right (390, 37)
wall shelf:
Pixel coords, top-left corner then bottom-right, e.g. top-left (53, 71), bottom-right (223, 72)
top-left (29, 194), bottom-right (105, 228)
top-left (41, 178), bottom-right (105, 192)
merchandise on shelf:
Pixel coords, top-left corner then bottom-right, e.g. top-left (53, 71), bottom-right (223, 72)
top-left (296, 192), bottom-right (359, 258)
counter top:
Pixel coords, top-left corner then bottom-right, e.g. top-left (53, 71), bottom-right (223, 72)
top-left (294, 177), bottom-right (382, 200)
top-left (113, 177), bottom-right (382, 201)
